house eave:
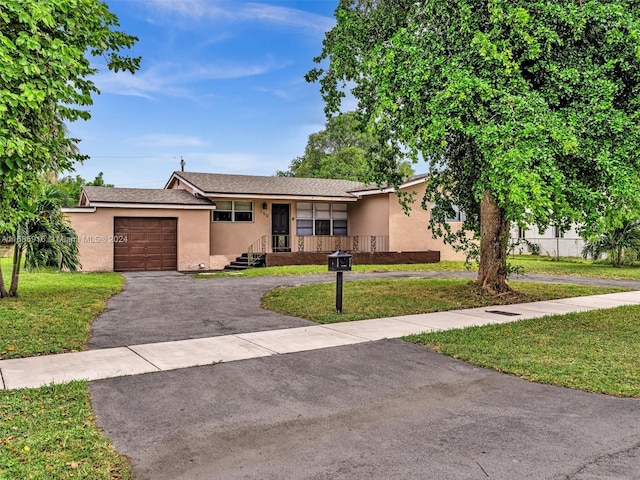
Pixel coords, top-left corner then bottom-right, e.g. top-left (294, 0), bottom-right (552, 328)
top-left (351, 176), bottom-right (428, 196)
top-left (203, 193), bottom-right (359, 202)
top-left (62, 207), bottom-right (97, 213)
top-left (81, 202), bottom-right (215, 210)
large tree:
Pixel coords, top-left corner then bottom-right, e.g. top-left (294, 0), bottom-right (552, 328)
top-left (308, 0), bottom-right (640, 294)
top-left (0, 0), bottom-right (139, 297)
top-left (277, 111), bottom-right (414, 181)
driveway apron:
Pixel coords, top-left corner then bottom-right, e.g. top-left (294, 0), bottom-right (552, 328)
top-left (87, 271), bottom-right (640, 479)
top-left (90, 340), bottom-right (640, 480)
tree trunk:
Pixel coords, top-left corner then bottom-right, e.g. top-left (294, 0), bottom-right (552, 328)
top-left (476, 191), bottom-right (511, 295)
top-left (8, 244), bottom-right (22, 297)
top-left (0, 259), bottom-right (9, 298)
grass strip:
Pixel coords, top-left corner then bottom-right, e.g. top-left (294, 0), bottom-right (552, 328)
top-left (406, 305), bottom-right (640, 397)
top-left (0, 382), bottom-right (135, 479)
top-left (195, 256), bottom-right (640, 280)
top-left (261, 278), bottom-right (626, 324)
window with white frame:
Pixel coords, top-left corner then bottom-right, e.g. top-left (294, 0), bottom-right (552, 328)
top-left (212, 201), bottom-right (253, 222)
top-left (445, 206), bottom-right (467, 223)
top-left (296, 203), bottom-right (348, 236)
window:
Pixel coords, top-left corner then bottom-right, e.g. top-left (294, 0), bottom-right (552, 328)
top-left (554, 225), bottom-right (564, 238)
top-left (446, 206), bottom-right (466, 223)
top-left (212, 201), bottom-right (253, 222)
top-left (518, 227), bottom-right (526, 239)
top-left (296, 203), bottom-right (348, 235)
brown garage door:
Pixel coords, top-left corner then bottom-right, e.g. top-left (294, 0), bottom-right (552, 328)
top-left (114, 217), bottom-right (177, 272)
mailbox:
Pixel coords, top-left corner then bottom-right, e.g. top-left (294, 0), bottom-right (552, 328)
top-left (327, 250), bottom-right (352, 272)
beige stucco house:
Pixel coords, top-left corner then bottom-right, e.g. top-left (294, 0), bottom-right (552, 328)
top-left (64, 171), bottom-right (465, 272)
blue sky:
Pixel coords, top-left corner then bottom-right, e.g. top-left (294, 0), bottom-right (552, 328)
top-left (69, 0), bottom-right (343, 188)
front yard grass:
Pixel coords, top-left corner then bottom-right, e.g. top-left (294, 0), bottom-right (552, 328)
top-left (194, 260), bottom-right (468, 277)
top-left (0, 265), bottom-right (133, 479)
top-left (196, 255), bottom-right (640, 280)
top-left (0, 267), bottom-right (124, 360)
top-left (407, 305), bottom-right (640, 397)
top-left (509, 255), bottom-right (640, 280)
top-left (1, 382), bottom-right (135, 479)
top-left (261, 278), bottom-right (626, 324)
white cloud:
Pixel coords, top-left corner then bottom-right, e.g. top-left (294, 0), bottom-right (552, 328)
top-left (132, 134), bottom-right (210, 148)
top-left (93, 59), bottom-right (286, 99)
top-left (145, 0), bottom-right (335, 33)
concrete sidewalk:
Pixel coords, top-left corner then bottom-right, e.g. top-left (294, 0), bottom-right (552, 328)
top-left (2, 290), bottom-right (640, 390)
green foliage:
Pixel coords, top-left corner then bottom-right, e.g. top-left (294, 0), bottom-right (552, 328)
top-left (20, 183), bottom-right (81, 272)
top-left (308, 0), bottom-right (640, 285)
top-left (55, 172), bottom-right (114, 207)
top-left (0, 0), bottom-right (139, 181)
top-left (54, 174), bottom-right (85, 208)
top-left (0, 0), bottom-right (137, 296)
top-left (277, 111), bottom-right (414, 181)
top-left (582, 218), bottom-right (640, 265)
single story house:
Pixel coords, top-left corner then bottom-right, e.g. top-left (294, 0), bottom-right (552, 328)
top-left (64, 171), bottom-right (466, 272)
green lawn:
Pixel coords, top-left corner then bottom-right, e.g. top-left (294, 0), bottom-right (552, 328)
top-left (0, 264), bottom-right (134, 479)
top-left (509, 255), bottom-right (640, 280)
top-left (194, 260), bottom-right (470, 277)
top-left (0, 267), bottom-right (124, 360)
top-left (261, 278), bottom-right (626, 324)
top-left (407, 305), bottom-right (640, 397)
top-left (195, 255), bottom-right (640, 280)
top-left (1, 382), bottom-right (135, 479)
top-left (1, 255), bottom-right (638, 479)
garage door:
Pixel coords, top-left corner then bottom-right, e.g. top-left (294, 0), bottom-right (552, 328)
top-left (114, 217), bottom-right (177, 271)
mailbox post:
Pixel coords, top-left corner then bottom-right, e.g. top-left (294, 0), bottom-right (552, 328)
top-left (327, 250), bottom-right (352, 313)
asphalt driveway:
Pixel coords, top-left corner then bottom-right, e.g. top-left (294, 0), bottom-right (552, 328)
top-left (88, 271), bottom-right (640, 479)
top-left (88, 270), bottom-right (640, 349)
top-left (91, 340), bottom-right (640, 480)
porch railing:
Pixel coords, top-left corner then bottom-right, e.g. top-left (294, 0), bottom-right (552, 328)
top-left (248, 235), bottom-right (389, 264)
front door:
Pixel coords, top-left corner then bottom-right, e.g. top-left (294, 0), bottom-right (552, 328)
top-left (271, 204), bottom-right (290, 252)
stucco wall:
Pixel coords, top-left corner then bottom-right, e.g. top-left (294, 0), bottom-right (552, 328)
top-left (348, 194), bottom-right (389, 236)
top-left (65, 207), bottom-right (211, 271)
top-left (388, 183), bottom-right (466, 261)
top-left (210, 199), bottom-right (277, 255)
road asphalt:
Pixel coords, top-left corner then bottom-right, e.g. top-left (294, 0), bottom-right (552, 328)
top-left (80, 271), bottom-right (640, 480)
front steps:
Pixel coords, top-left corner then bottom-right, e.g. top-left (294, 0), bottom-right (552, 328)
top-left (223, 253), bottom-right (266, 271)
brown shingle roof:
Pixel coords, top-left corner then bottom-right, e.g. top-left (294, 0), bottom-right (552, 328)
top-left (82, 186), bottom-right (213, 205)
top-left (173, 172), bottom-right (369, 198)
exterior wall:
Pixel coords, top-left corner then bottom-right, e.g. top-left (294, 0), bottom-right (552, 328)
top-left (65, 207), bottom-right (211, 271)
top-left (380, 184), bottom-right (467, 261)
top-left (348, 194), bottom-right (389, 236)
top-left (510, 224), bottom-right (585, 258)
top-left (210, 199), bottom-right (275, 255)
top-left (210, 254), bottom-right (236, 270)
